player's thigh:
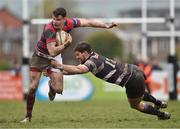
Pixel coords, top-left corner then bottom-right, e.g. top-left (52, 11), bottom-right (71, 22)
top-left (30, 71), bottom-right (42, 89)
top-left (30, 52), bottom-right (50, 71)
top-left (49, 72), bottom-right (63, 89)
top-left (125, 65), bottom-right (145, 99)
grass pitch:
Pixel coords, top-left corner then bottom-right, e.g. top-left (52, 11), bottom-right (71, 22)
top-left (0, 97), bottom-right (180, 128)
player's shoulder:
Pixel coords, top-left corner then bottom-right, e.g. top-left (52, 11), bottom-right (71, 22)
top-left (87, 53), bottom-right (99, 63)
top-left (44, 22), bottom-right (55, 32)
top-left (65, 18), bottom-right (79, 22)
top-left (91, 52), bottom-right (99, 59)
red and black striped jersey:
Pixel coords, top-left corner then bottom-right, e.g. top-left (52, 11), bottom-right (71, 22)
top-left (36, 18), bottom-right (81, 55)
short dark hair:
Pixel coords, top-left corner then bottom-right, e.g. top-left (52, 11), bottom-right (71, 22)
top-left (53, 8), bottom-right (66, 18)
top-left (74, 41), bottom-right (92, 54)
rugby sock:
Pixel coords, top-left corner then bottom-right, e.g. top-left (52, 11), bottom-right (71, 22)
top-left (26, 89), bottom-right (36, 118)
top-left (143, 92), bottom-right (161, 106)
top-left (142, 103), bottom-right (163, 116)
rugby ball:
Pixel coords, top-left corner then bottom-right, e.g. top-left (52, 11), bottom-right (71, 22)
top-left (56, 30), bottom-right (68, 45)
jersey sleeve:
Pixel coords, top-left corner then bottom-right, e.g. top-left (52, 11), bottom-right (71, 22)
top-left (44, 29), bottom-right (56, 44)
top-left (84, 59), bottom-right (97, 72)
top-left (64, 18), bottom-right (81, 32)
top-left (72, 18), bottom-right (81, 27)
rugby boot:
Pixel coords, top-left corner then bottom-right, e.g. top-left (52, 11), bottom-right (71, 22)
top-left (154, 101), bottom-right (168, 110)
top-left (20, 116), bottom-right (31, 123)
top-left (158, 111), bottom-right (171, 120)
top-left (48, 80), bottom-right (56, 101)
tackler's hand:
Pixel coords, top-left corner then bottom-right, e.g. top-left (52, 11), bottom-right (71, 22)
top-left (51, 60), bottom-right (58, 68)
top-left (51, 59), bottom-right (63, 71)
top-left (107, 22), bottom-right (117, 28)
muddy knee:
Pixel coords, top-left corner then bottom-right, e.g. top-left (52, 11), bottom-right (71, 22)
top-left (50, 82), bottom-right (63, 94)
top-left (55, 89), bottom-right (63, 94)
top-left (28, 87), bottom-right (37, 95)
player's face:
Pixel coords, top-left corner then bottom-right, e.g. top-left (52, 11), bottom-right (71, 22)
top-left (52, 15), bottom-right (65, 29)
top-left (74, 51), bottom-right (87, 64)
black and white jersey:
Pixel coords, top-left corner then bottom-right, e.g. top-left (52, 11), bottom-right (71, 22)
top-left (84, 52), bottom-right (132, 87)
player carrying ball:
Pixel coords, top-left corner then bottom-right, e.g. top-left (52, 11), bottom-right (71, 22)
top-left (20, 7), bottom-right (117, 123)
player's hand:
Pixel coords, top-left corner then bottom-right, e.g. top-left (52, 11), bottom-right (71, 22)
top-left (107, 22), bottom-right (117, 28)
top-left (51, 59), bottom-right (59, 68)
top-left (51, 59), bottom-right (64, 71)
top-left (64, 34), bottom-right (72, 48)
top-left (51, 60), bottom-right (64, 71)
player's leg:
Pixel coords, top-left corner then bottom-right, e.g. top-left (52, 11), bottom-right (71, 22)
top-left (125, 65), bottom-right (170, 120)
top-left (26, 70), bottom-right (41, 118)
top-left (20, 69), bottom-right (41, 123)
top-left (48, 71), bottom-right (63, 100)
top-left (143, 91), bottom-right (167, 109)
top-left (21, 52), bottom-right (50, 123)
top-left (136, 65), bottom-right (167, 109)
top-left (50, 71), bottom-right (63, 94)
top-left (46, 68), bottom-right (56, 101)
top-left (47, 55), bottom-right (63, 100)
top-left (48, 79), bottom-right (56, 101)
top-left (128, 97), bottom-right (170, 120)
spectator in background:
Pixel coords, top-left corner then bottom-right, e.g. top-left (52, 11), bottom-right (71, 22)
top-left (11, 60), bottom-right (21, 77)
top-left (151, 58), bottom-right (162, 71)
top-left (134, 55), bottom-right (152, 93)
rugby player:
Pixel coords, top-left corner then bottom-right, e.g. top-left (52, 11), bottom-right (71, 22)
top-left (20, 8), bottom-right (117, 123)
top-left (51, 42), bottom-right (171, 120)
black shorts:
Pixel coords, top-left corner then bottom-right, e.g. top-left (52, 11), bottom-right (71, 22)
top-left (125, 65), bottom-right (145, 99)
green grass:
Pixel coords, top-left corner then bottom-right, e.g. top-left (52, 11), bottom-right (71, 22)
top-left (0, 99), bottom-right (180, 128)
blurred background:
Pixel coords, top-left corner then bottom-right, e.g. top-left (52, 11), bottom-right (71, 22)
top-left (0, 0), bottom-right (180, 101)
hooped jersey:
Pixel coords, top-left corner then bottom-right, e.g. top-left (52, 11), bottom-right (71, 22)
top-left (84, 52), bottom-right (132, 87)
top-left (36, 18), bottom-right (81, 55)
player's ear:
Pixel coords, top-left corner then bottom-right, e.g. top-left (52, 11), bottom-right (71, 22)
top-left (52, 15), bottom-right (55, 19)
top-left (84, 51), bottom-right (89, 57)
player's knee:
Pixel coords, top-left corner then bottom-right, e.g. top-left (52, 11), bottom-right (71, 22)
top-left (56, 89), bottom-right (63, 94)
top-left (30, 87), bottom-right (36, 91)
top-left (30, 82), bottom-right (39, 92)
top-left (29, 81), bottom-right (39, 94)
top-left (28, 87), bottom-right (37, 95)
top-left (30, 78), bottom-right (39, 88)
top-left (52, 83), bottom-right (63, 94)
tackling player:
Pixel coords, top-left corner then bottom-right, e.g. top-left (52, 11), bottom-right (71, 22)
top-left (51, 42), bottom-right (171, 120)
top-left (20, 8), bottom-right (117, 123)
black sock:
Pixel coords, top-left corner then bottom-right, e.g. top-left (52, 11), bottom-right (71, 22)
top-left (143, 92), bottom-right (161, 105)
top-left (142, 103), bottom-right (163, 116)
top-left (154, 100), bottom-right (162, 106)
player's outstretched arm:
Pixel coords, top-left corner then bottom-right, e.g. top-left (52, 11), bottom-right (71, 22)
top-left (79, 18), bottom-right (117, 29)
top-left (51, 60), bottom-right (89, 75)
